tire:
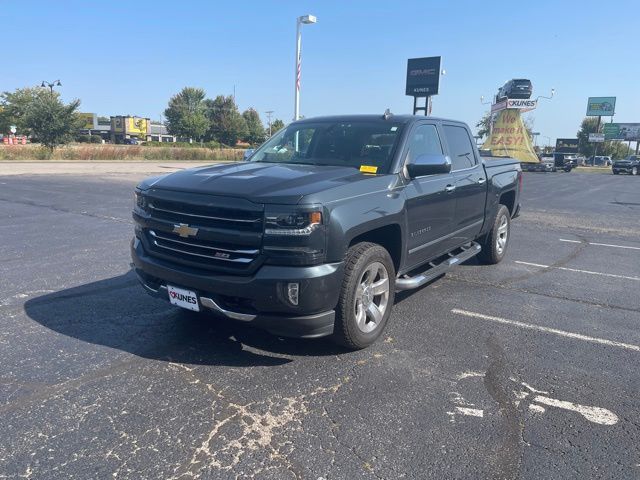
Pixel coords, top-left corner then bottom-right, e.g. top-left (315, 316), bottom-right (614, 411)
top-left (613, 170), bottom-right (619, 175)
top-left (333, 242), bottom-right (395, 349)
top-left (632, 166), bottom-right (638, 176)
top-left (478, 205), bottom-right (511, 265)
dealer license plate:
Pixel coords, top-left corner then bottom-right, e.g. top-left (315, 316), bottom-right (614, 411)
top-left (167, 285), bottom-right (200, 312)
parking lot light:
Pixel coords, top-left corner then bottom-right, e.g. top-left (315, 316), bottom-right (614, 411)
top-left (294, 14), bottom-right (317, 121)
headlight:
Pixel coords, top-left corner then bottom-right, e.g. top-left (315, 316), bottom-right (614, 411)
top-left (134, 191), bottom-right (148, 211)
top-left (265, 210), bottom-right (322, 236)
top-left (263, 205), bottom-right (327, 265)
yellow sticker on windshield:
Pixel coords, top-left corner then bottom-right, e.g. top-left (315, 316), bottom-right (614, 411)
top-left (360, 165), bottom-right (378, 174)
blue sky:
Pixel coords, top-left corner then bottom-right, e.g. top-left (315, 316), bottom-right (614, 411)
top-left (2, 0), bottom-right (638, 144)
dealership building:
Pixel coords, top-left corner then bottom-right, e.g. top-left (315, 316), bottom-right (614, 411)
top-left (78, 113), bottom-right (177, 143)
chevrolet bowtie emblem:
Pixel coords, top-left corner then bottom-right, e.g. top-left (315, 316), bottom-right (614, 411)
top-left (173, 223), bottom-right (198, 238)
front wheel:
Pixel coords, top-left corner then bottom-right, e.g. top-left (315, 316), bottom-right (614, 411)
top-left (632, 166), bottom-right (638, 176)
top-left (613, 170), bottom-right (619, 175)
top-left (333, 242), bottom-right (395, 349)
top-left (478, 205), bottom-right (511, 265)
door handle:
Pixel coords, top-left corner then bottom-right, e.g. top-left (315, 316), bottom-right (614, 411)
top-left (445, 184), bottom-right (456, 193)
top-left (477, 177), bottom-right (486, 184)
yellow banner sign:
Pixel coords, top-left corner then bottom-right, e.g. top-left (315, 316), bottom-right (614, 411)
top-left (482, 109), bottom-right (538, 163)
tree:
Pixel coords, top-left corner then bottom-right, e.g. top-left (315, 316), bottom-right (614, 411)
top-left (204, 95), bottom-right (247, 146)
top-left (0, 87), bottom-right (58, 135)
top-left (164, 87), bottom-right (210, 141)
top-left (475, 111), bottom-right (491, 140)
top-left (24, 94), bottom-right (81, 152)
top-left (242, 108), bottom-right (265, 145)
top-left (576, 117), bottom-right (599, 158)
top-left (270, 119), bottom-right (285, 135)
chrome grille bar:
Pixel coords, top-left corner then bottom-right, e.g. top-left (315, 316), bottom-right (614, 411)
top-left (149, 230), bottom-right (259, 255)
top-left (148, 203), bottom-right (261, 223)
top-left (151, 240), bottom-right (254, 263)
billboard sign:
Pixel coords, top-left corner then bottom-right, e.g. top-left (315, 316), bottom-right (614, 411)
top-left (506, 99), bottom-right (538, 111)
top-left (586, 97), bottom-right (616, 116)
top-left (127, 117), bottom-right (148, 136)
top-left (555, 138), bottom-right (579, 153)
top-left (78, 113), bottom-right (96, 130)
top-left (603, 123), bottom-right (640, 141)
top-left (491, 100), bottom-right (507, 113)
top-left (588, 133), bottom-right (605, 143)
top-left (406, 56), bottom-right (441, 96)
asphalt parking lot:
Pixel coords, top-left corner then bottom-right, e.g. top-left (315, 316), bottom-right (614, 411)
top-left (1, 168), bottom-right (638, 479)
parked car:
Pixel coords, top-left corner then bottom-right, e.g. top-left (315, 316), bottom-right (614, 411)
top-left (612, 155), bottom-right (639, 175)
top-left (124, 138), bottom-right (140, 145)
top-left (131, 114), bottom-right (522, 348)
top-left (522, 156), bottom-right (555, 172)
top-left (496, 79), bottom-right (533, 101)
top-left (589, 155), bottom-right (612, 167)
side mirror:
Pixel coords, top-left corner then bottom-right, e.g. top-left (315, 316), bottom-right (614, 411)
top-left (406, 154), bottom-right (451, 178)
top-left (242, 149), bottom-right (255, 162)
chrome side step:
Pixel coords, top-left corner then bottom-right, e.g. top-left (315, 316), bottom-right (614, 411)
top-left (395, 242), bottom-right (481, 291)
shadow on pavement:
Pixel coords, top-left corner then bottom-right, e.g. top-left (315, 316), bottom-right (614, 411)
top-left (24, 270), bottom-right (346, 367)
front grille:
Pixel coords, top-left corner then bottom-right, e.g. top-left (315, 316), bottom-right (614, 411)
top-left (148, 199), bottom-right (262, 232)
top-left (140, 192), bottom-right (265, 273)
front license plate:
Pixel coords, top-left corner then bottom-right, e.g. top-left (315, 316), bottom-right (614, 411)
top-left (167, 285), bottom-right (200, 312)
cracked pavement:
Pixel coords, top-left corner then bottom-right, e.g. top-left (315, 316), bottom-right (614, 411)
top-left (0, 171), bottom-right (639, 479)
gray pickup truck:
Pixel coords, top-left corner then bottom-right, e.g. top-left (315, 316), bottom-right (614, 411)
top-left (132, 113), bottom-right (521, 348)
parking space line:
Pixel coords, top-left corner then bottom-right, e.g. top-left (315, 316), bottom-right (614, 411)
top-left (560, 238), bottom-right (640, 251)
top-left (515, 260), bottom-right (640, 281)
top-left (451, 309), bottom-right (640, 352)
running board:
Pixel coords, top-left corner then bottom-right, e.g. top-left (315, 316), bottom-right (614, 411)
top-left (395, 242), bottom-right (481, 291)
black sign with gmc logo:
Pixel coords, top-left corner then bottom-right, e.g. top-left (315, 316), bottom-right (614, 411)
top-left (406, 56), bottom-right (441, 96)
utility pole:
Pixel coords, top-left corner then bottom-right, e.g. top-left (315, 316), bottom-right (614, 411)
top-left (265, 110), bottom-right (274, 137)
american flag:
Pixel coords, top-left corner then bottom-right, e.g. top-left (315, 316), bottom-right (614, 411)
top-left (296, 54), bottom-right (301, 91)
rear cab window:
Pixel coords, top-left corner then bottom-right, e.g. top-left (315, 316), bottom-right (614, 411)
top-left (443, 125), bottom-right (477, 170)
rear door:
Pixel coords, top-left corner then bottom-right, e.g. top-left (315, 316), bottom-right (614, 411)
top-left (442, 123), bottom-right (486, 247)
top-left (402, 122), bottom-right (457, 268)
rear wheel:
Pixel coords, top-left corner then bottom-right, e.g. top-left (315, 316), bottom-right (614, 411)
top-left (333, 242), bottom-right (395, 349)
top-left (479, 205), bottom-right (511, 265)
top-left (613, 170), bottom-right (619, 175)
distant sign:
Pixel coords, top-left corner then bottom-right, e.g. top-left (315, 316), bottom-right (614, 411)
top-left (555, 138), bottom-right (579, 153)
top-left (506, 99), bottom-right (538, 111)
top-left (406, 56), bottom-right (441, 96)
top-left (78, 113), bottom-right (96, 130)
top-left (603, 122), bottom-right (640, 141)
top-left (589, 133), bottom-right (605, 143)
top-left (586, 97), bottom-right (616, 116)
top-left (10, 125), bottom-right (16, 134)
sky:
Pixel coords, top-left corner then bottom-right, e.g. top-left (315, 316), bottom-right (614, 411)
top-left (2, 0), bottom-right (639, 144)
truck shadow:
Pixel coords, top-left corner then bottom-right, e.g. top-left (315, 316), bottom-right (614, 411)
top-left (24, 270), bottom-right (346, 367)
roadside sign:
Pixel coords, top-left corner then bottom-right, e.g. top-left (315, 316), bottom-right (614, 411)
top-left (604, 122), bottom-right (640, 141)
top-left (10, 125), bottom-right (16, 134)
top-left (556, 138), bottom-right (579, 153)
top-left (406, 56), bottom-right (441, 96)
top-left (589, 133), bottom-right (605, 142)
top-left (586, 97), bottom-right (616, 116)
top-left (506, 99), bottom-right (537, 111)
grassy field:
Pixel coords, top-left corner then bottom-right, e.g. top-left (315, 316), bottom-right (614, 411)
top-left (0, 144), bottom-right (245, 161)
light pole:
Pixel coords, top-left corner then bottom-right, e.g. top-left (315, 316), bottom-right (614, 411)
top-left (265, 110), bottom-right (274, 137)
top-left (535, 88), bottom-right (555, 101)
top-left (294, 14), bottom-right (317, 121)
top-left (41, 80), bottom-right (62, 94)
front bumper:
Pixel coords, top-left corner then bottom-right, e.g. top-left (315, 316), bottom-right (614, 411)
top-left (131, 237), bottom-right (341, 338)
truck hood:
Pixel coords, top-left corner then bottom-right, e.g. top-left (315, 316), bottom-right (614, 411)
top-left (140, 162), bottom-right (374, 204)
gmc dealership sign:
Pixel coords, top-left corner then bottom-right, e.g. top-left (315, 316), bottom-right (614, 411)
top-left (406, 56), bottom-right (441, 96)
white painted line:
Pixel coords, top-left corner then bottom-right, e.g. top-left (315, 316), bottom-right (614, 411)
top-left (515, 260), bottom-right (640, 281)
top-left (532, 395), bottom-right (618, 425)
top-left (560, 238), bottom-right (640, 251)
top-left (451, 309), bottom-right (640, 353)
top-left (455, 407), bottom-right (484, 418)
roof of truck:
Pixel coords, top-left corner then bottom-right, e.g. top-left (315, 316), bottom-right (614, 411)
top-left (293, 114), bottom-right (465, 125)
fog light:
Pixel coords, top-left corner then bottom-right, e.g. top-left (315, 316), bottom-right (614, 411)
top-left (287, 282), bottom-right (299, 306)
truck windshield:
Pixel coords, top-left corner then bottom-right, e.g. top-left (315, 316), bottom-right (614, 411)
top-left (250, 121), bottom-right (404, 174)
